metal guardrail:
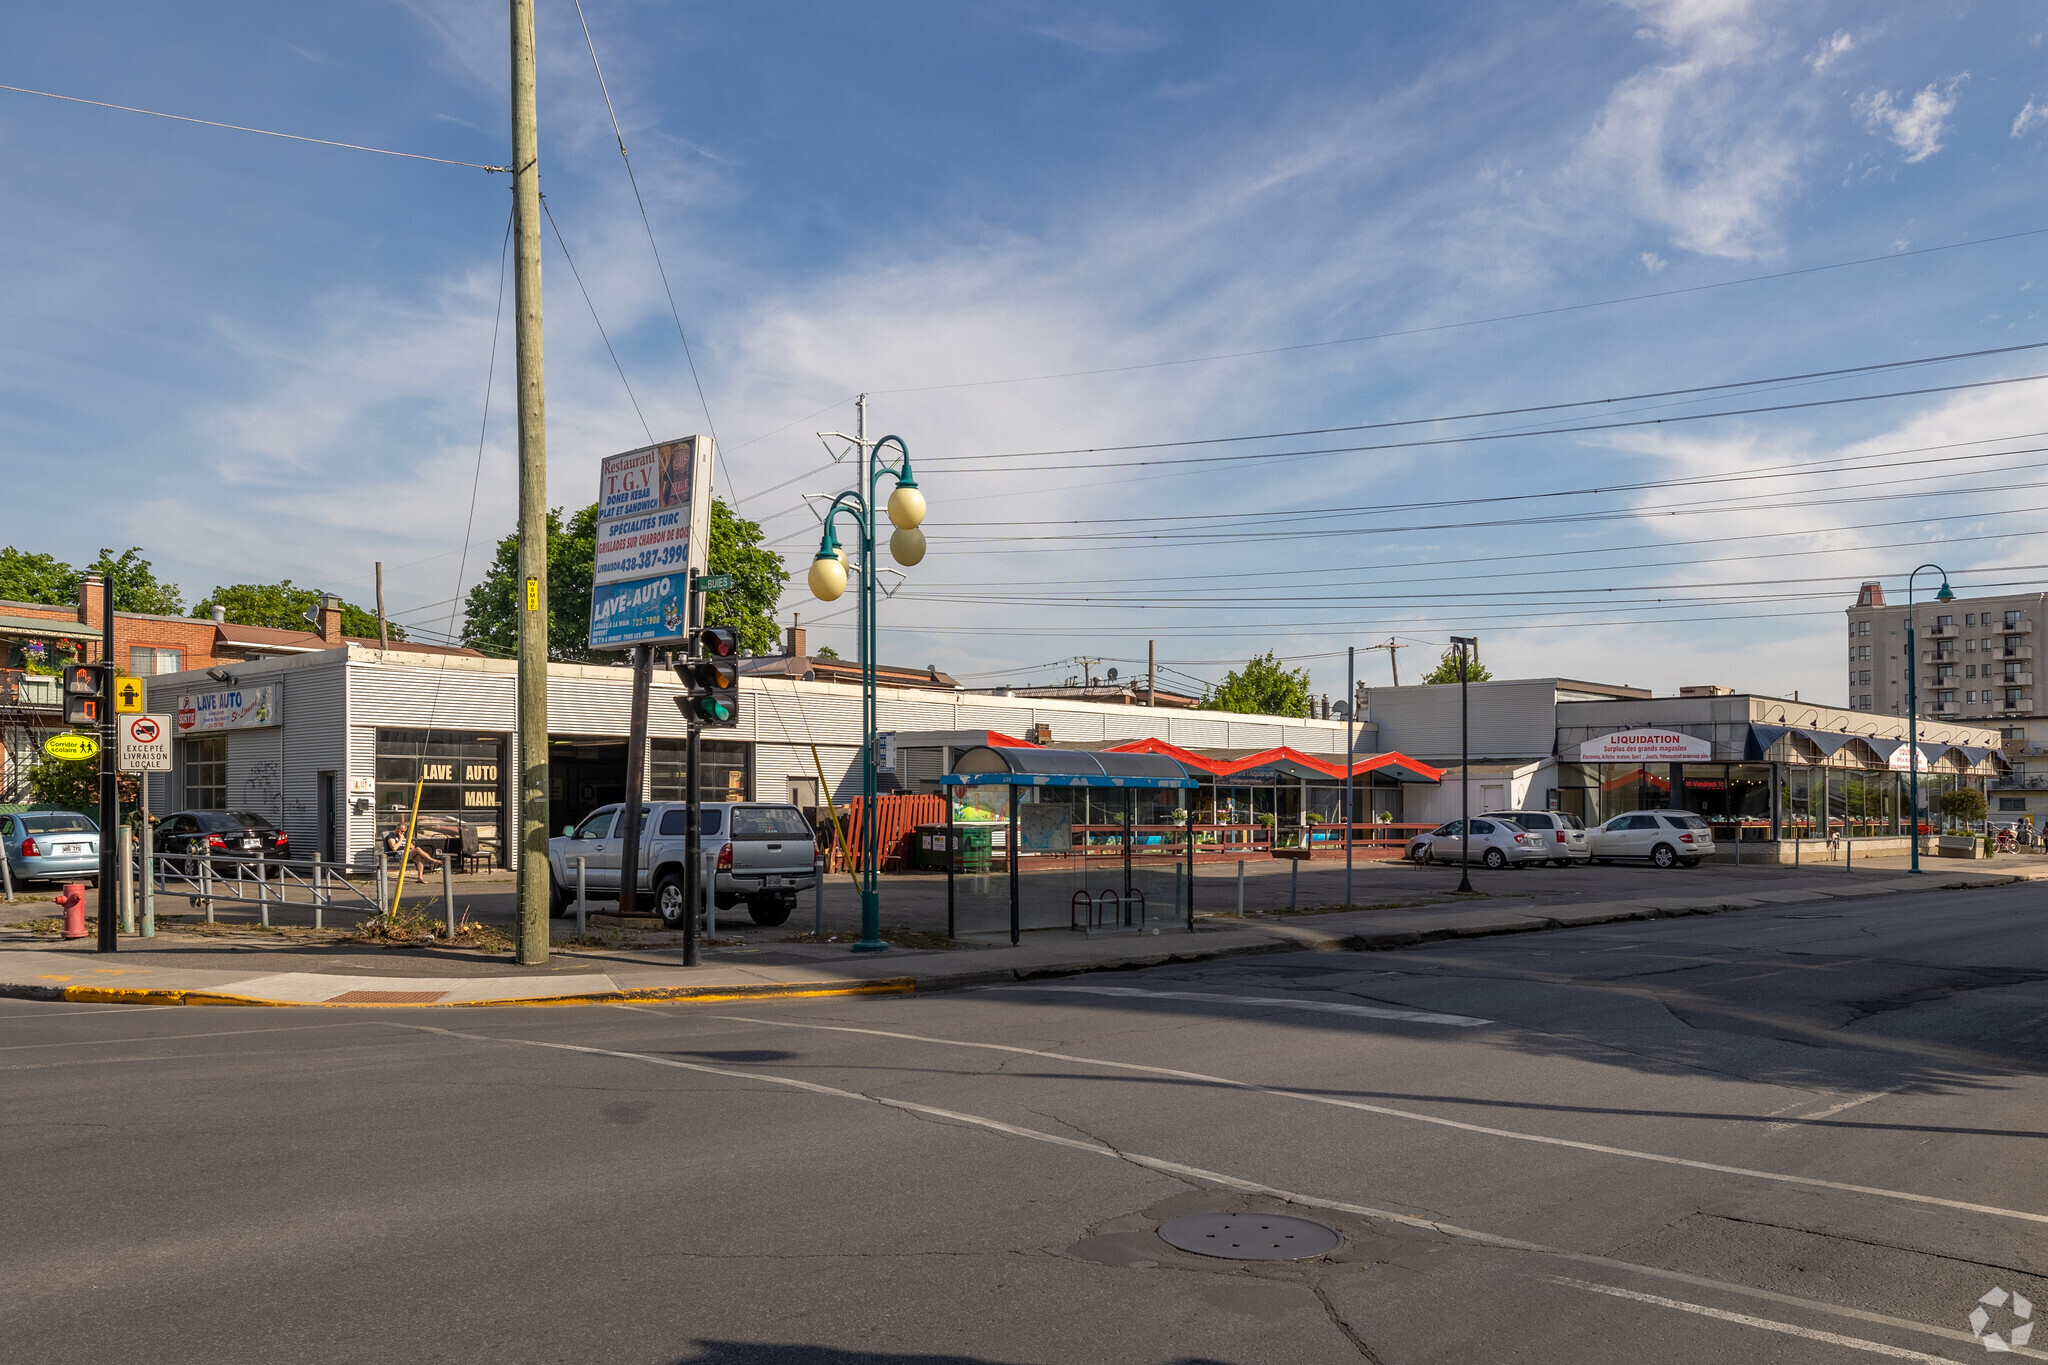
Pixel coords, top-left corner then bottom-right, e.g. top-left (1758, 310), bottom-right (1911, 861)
top-left (146, 851), bottom-right (389, 930)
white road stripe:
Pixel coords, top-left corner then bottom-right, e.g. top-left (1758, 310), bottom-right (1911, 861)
top-left (1004, 984), bottom-right (1491, 1026)
top-left (403, 1022), bottom-right (2010, 1358)
top-left (1766, 1086), bottom-right (1904, 1134)
top-left (1548, 1279), bottom-right (1968, 1362)
top-left (712, 1014), bottom-right (2048, 1228)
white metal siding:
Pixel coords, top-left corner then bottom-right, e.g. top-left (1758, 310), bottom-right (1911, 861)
top-left (1168, 716), bottom-right (1231, 748)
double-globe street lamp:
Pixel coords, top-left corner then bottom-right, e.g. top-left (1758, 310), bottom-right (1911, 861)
top-left (1904, 563), bottom-right (1954, 874)
top-left (806, 428), bottom-right (927, 953)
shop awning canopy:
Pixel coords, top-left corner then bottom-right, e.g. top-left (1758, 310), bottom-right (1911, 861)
top-left (1103, 737), bottom-right (1443, 784)
top-left (1860, 736), bottom-right (1906, 762)
top-left (1795, 728), bottom-right (1860, 757)
top-left (941, 745), bottom-right (1198, 789)
top-left (1744, 723), bottom-right (1790, 760)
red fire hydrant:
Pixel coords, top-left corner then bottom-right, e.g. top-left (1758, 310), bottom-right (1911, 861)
top-left (56, 884), bottom-right (88, 939)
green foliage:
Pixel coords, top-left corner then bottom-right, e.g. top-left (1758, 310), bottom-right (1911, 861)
top-left (27, 756), bottom-right (138, 814)
top-left (704, 500), bottom-right (787, 654)
top-left (1938, 788), bottom-right (1987, 824)
top-left (814, 644), bottom-right (840, 660)
top-left (0, 545), bottom-right (183, 615)
top-left (1202, 651), bottom-right (1313, 718)
top-left (0, 546), bottom-right (78, 605)
top-left (1421, 647), bottom-right (1492, 684)
top-left (193, 580), bottom-right (397, 641)
top-left (463, 500), bottom-right (785, 660)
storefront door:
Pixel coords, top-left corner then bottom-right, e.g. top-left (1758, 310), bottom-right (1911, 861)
top-left (549, 738), bottom-right (628, 841)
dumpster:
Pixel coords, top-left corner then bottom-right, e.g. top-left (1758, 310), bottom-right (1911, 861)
top-left (911, 824), bottom-right (956, 872)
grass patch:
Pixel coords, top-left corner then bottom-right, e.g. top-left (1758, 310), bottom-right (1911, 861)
top-left (16, 916), bottom-right (63, 937)
top-left (343, 904), bottom-right (511, 952)
top-left (781, 925), bottom-right (957, 950)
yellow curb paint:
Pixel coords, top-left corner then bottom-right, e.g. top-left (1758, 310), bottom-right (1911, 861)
top-left (31, 978), bottom-right (917, 1009)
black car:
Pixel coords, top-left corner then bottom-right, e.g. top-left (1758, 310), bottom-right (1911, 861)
top-left (156, 811), bottom-right (290, 871)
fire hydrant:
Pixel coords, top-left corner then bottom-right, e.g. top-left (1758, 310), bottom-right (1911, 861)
top-left (56, 884), bottom-right (88, 939)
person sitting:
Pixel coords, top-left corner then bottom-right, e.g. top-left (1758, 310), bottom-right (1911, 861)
top-left (381, 828), bottom-right (442, 874)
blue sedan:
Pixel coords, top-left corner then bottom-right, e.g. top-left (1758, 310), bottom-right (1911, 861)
top-left (4, 812), bottom-right (101, 887)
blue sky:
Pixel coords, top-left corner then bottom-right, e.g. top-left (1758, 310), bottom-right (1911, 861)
top-left (3, 1), bottom-right (2045, 703)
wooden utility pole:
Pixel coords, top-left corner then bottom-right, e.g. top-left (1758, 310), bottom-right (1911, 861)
top-left (1371, 637), bottom-right (1408, 686)
top-left (511, 0), bottom-right (550, 965)
top-left (1147, 640), bottom-right (1156, 707)
top-left (374, 561), bottom-right (390, 653)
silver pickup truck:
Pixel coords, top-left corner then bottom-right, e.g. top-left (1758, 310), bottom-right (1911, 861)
top-left (547, 801), bottom-right (820, 928)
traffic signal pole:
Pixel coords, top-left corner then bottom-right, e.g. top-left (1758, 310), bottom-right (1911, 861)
top-left (97, 572), bottom-right (116, 952)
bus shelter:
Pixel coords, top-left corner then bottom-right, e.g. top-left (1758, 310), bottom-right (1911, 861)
top-left (941, 745), bottom-right (1199, 943)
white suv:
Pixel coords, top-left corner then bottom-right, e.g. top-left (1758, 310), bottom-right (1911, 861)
top-left (1588, 811), bottom-right (1715, 868)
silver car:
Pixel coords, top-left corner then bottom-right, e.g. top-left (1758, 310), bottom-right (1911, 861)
top-left (1406, 817), bottom-right (1546, 869)
top-left (1588, 810), bottom-right (1717, 868)
top-left (3, 811), bottom-right (101, 887)
top-left (1498, 810), bottom-right (1591, 866)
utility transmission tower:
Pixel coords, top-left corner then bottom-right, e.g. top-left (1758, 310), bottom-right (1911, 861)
top-left (1370, 638), bottom-right (1409, 686)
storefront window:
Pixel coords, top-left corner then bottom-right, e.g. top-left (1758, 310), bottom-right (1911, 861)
top-left (375, 728), bottom-right (506, 865)
top-left (650, 738), bottom-right (749, 804)
top-left (1589, 764), bottom-right (1670, 824)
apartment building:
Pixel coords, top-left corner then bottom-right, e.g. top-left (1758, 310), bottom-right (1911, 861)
top-left (1845, 581), bottom-right (2039, 724)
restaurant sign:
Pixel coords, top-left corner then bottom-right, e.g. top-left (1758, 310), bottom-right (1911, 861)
top-left (1578, 730), bottom-right (1712, 762)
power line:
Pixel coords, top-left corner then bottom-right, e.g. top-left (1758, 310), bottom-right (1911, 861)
top-left (567, 0), bottom-right (737, 499)
top-left (869, 227), bottom-right (2048, 395)
top-left (0, 82), bottom-right (506, 171)
top-left (925, 340), bottom-right (2048, 461)
top-left (540, 195), bottom-right (653, 444)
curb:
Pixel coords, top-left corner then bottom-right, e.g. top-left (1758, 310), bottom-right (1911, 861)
top-left (4, 869), bottom-right (2033, 1008)
top-left (0, 977), bottom-right (918, 1009)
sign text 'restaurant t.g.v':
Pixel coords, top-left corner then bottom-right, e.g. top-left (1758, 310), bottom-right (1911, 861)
top-left (588, 436), bottom-right (715, 649)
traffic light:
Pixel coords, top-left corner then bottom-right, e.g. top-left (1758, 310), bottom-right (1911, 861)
top-left (62, 664), bottom-right (106, 728)
top-left (673, 627), bottom-right (740, 728)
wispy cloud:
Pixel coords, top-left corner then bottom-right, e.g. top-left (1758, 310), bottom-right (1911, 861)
top-left (1026, 17), bottom-right (1168, 56)
top-left (1856, 76), bottom-right (1966, 163)
top-left (1806, 29), bottom-right (1855, 72)
top-left (2015, 98), bottom-right (2048, 138)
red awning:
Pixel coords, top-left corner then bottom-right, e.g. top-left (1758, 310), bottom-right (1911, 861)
top-left (1105, 739), bottom-right (1443, 783)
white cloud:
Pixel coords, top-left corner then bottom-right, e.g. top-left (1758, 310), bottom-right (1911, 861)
top-left (1856, 77), bottom-right (1965, 163)
top-left (1806, 30), bottom-right (1855, 72)
top-left (1026, 17), bottom-right (1167, 56)
top-left (2015, 99), bottom-right (2048, 138)
top-left (1640, 251), bottom-right (1668, 272)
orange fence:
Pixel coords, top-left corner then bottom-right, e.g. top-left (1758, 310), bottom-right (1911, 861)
top-left (828, 793), bottom-right (947, 872)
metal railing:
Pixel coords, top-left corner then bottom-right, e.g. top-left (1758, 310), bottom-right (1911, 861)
top-left (144, 851), bottom-right (390, 930)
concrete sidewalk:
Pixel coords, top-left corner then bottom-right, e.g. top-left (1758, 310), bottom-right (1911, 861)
top-left (3, 858), bottom-right (2041, 1008)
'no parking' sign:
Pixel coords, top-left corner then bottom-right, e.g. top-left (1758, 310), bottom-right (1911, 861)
top-left (118, 714), bottom-right (173, 773)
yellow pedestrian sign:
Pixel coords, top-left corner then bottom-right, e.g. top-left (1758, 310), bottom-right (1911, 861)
top-left (113, 676), bottom-right (145, 714)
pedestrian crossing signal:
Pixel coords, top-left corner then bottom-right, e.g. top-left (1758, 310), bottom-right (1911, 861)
top-left (63, 663), bottom-right (101, 696)
top-left (65, 694), bottom-right (103, 727)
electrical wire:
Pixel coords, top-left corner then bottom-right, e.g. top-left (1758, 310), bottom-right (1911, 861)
top-left (567, 0), bottom-right (737, 499)
top-left (540, 194), bottom-right (654, 444)
top-left (0, 82), bottom-right (506, 171)
top-left (867, 227), bottom-right (2048, 395)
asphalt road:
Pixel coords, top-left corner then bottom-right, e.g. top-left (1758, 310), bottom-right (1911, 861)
top-left (5, 882), bottom-right (2047, 1364)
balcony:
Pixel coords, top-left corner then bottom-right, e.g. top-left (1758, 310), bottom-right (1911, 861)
top-left (1922, 648), bottom-right (1959, 663)
top-left (1927, 701), bottom-right (1962, 715)
top-left (2003, 644), bottom-right (2035, 661)
top-left (2003, 620), bottom-right (2036, 635)
top-left (1926, 623), bottom-right (1957, 638)
top-left (0, 669), bottom-right (61, 709)
top-left (2001, 672), bottom-right (2036, 688)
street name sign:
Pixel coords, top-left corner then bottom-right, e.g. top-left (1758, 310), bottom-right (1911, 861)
top-left (118, 714), bottom-right (173, 773)
top-left (694, 573), bottom-right (734, 593)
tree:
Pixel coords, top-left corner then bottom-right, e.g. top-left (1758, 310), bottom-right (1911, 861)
top-left (1938, 788), bottom-right (1987, 826)
top-left (814, 644), bottom-right (840, 660)
top-left (1202, 651), bottom-right (1312, 718)
top-left (0, 545), bottom-right (183, 614)
top-left (86, 548), bottom-right (184, 616)
top-left (1421, 647), bottom-right (1493, 684)
top-left (463, 500), bottom-right (785, 660)
top-left (193, 581), bottom-right (398, 640)
top-left (28, 756), bottom-right (139, 814)
top-left (0, 547), bottom-right (77, 605)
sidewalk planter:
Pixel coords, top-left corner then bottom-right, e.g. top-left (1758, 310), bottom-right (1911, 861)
top-left (1713, 837), bottom-right (1916, 864)
top-left (1935, 834), bottom-right (1985, 859)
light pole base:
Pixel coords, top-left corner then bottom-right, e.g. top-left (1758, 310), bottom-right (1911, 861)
top-left (851, 889), bottom-right (889, 953)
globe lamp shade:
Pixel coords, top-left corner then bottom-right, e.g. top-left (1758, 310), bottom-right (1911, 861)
top-left (809, 552), bottom-right (848, 601)
top-left (887, 482), bottom-right (927, 530)
top-left (889, 526), bottom-right (927, 567)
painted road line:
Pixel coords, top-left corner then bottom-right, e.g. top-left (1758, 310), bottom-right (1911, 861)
top-left (0, 976), bottom-right (917, 1008)
top-left (407, 1022), bottom-right (2005, 1359)
top-left (715, 1014), bottom-right (2048, 1228)
top-left (207, 972), bottom-right (621, 1004)
top-left (1000, 984), bottom-right (1491, 1027)
top-left (1766, 1086), bottom-right (1905, 1134)
top-left (1548, 1279), bottom-right (1979, 1363)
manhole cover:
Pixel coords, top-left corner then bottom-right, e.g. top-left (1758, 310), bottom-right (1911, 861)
top-left (1157, 1213), bottom-right (1341, 1261)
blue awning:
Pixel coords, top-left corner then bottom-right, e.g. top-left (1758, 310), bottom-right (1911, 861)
top-left (1796, 728), bottom-right (1858, 757)
top-left (1744, 723), bottom-right (1789, 760)
top-left (941, 772), bottom-right (1197, 789)
top-left (942, 745), bottom-right (1198, 789)
top-left (1959, 745), bottom-right (1994, 765)
top-left (1860, 736), bottom-right (1905, 762)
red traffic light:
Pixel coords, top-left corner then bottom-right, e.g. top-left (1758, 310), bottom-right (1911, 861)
top-left (697, 627), bottom-right (738, 658)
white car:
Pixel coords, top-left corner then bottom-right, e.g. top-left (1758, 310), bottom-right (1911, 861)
top-left (1588, 810), bottom-right (1716, 868)
top-left (1498, 810), bottom-right (1591, 866)
top-left (1406, 817), bottom-right (1546, 869)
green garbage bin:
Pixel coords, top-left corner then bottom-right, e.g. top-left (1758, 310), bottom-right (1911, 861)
top-left (952, 823), bottom-right (993, 874)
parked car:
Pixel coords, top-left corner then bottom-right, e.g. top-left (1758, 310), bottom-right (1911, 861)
top-left (1497, 810), bottom-right (1591, 866)
top-left (155, 810), bottom-right (290, 872)
top-left (547, 801), bottom-right (820, 928)
top-left (1405, 817), bottom-right (1546, 869)
top-left (3, 811), bottom-right (100, 887)
top-left (1588, 810), bottom-right (1715, 868)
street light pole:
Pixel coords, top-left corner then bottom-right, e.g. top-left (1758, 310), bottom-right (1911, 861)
top-left (1451, 636), bottom-right (1476, 893)
top-left (808, 400), bottom-right (927, 953)
top-left (1344, 645), bottom-right (1355, 910)
top-left (1905, 564), bottom-right (1953, 873)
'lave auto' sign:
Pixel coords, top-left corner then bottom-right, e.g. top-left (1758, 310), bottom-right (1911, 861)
top-left (1578, 730), bottom-right (1711, 761)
